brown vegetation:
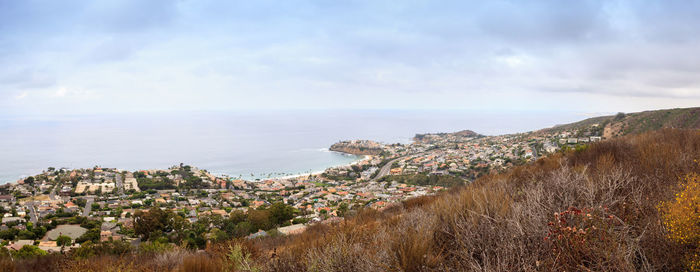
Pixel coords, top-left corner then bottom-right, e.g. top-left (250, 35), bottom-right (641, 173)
top-left (2, 129), bottom-right (699, 271)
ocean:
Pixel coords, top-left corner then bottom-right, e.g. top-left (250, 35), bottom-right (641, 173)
top-left (0, 109), bottom-right (586, 183)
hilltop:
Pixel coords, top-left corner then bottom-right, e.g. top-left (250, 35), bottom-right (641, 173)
top-left (413, 129), bottom-right (481, 143)
top-left (540, 107), bottom-right (700, 138)
top-left (329, 140), bottom-right (385, 155)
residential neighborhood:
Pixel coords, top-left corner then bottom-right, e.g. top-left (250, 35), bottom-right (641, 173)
top-left (0, 123), bottom-right (603, 255)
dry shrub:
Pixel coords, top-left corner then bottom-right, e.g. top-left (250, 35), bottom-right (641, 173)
top-left (389, 210), bottom-right (441, 271)
top-left (4, 254), bottom-right (67, 272)
top-left (61, 255), bottom-right (138, 272)
top-left (149, 248), bottom-right (193, 271)
top-left (179, 254), bottom-right (223, 272)
top-left (544, 207), bottom-right (638, 271)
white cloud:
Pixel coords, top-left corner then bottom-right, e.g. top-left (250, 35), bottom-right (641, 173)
top-left (14, 92), bottom-right (28, 100)
top-left (54, 87), bottom-right (68, 97)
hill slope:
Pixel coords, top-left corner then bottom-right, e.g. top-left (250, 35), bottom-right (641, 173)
top-left (246, 129), bottom-right (699, 271)
top-left (540, 107), bottom-right (700, 138)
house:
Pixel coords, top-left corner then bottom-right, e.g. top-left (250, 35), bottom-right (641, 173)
top-left (60, 186), bottom-right (72, 196)
top-left (100, 230), bottom-right (113, 242)
top-left (2, 217), bottom-right (24, 224)
top-left (38, 241), bottom-right (62, 253)
top-left (211, 209), bottom-right (227, 217)
top-left (5, 240), bottom-right (34, 251)
top-left (277, 224), bottom-right (307, 235)
top-left (247, 230), bottom-right (268, 239)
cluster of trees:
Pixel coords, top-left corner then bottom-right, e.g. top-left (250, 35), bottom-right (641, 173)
top-left (135, 167), bottom-right (210, 191)
top-left (131, 202), bottom-right (297, 249)
top-left (379, 174), bottom-right (466, 187)
top-left (135, 171), bottom-right (177, 190)
top-left (175, 166), bottom-right (210, 189)
top-left (0, 245), bottom-right (47, 259)
top-left (0, 222), bottom-right (47, 241)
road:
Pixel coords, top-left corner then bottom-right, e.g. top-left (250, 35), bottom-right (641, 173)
top-left (25, 202), bottom-right (38, 223)
top-left (115, 173), bottom-right (124, 196)
top-left (49, 182), bottom-right (60, 201)
top-left (371, 157), bottom-right (403, 182)
top-left (83, 197), bottom-right (94, 217)
top-left (370, 151), bottom-right (431, 182)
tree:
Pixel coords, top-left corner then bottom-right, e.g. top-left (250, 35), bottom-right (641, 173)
top-left (0, 229), bottom-right (18, 240)
top-left (247, 209), bottom-right (271, 232)
top-left (133, 207), bottom-right (179, 240)
top-left (56, 234), bottom-right (72, 252)
top-left (24, 176), bottom-right (35, 186)
top-left (614, 112), bottom-right (626, 120)
top-left (75, 228), bottom-right (100, 243)
top-left (268, 202), bottom-right (295, 226)
top-left (13, 245), bottom-right (46, 259)
top-left (337, 202), bottom-right (349, 217)
top-left (17, 230), bottom-right (35, 240)
top-left (229, 210), bottom-right (246, 224)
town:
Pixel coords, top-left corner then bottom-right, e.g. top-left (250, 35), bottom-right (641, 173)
top-left (0, 123), bottom-right (604, 256)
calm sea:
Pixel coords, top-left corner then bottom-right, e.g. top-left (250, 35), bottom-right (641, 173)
top-left (0, 110), bottom-right (585, 183)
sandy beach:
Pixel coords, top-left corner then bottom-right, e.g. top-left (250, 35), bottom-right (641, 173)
top-left (271, 155), bottom-right (373, 181)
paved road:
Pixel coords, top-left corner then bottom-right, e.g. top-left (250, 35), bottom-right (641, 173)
top-left (25, 202), bottom-right (38, 223)
top-left (115, 173), bottom-right (124, 196)
top-left (49, 182), bottom-right (60, 201)
top-left (371, 157), bottom-right (403, 182)
top-left (83, 197), bottom-right (94, 217)
top-left (370, 151), bottom-right (431, 182)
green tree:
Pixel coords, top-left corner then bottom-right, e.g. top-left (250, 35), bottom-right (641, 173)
top-left (133, 207), bottom-right (180, 240)
top-left (247, 209), bottom-right (271, 232)
top-left (17, 230), bottom-right (35, 240)
top-left (24, 176), bottom-right (35, 186)
top-left (337, 202), bottom-right (349, 217)
top-left (56, 234), bottom-right (72, 247)
top-left (75, 228), bottom-right (100, 243)
top-left (12, 245), bottom-right (46, 259)
top-left (56, 234), bottom-right (72, 252)
top-left (268, 202), bottom-right (295, 226)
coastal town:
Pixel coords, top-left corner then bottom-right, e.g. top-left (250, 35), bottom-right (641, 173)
top-left (0, 123), bottom-right (604, 255)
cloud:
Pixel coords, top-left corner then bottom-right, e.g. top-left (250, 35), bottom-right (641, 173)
top-left (14, 92), bottom-right (28, 100)
top-left (1, 0), bottom-right (700, 116)
top-left (54, 87), bottom-right (67, 97)
top-left (0, 68), bottom-right (56, 89)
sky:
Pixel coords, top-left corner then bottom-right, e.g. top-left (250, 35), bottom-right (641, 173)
top-left (1, 0), bottom-right (700, 117)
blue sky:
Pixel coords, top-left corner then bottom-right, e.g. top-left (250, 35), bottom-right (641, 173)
top-left (1, 0), bottom-right (700, 117)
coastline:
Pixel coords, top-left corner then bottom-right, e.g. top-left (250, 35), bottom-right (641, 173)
top-left (2, 150), bottom-right (370, 185)
top-left (271, 154), bottom-right (372, 181)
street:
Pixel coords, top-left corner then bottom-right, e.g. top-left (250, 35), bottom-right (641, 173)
top-left (83, 197), bottom-right (94, 217)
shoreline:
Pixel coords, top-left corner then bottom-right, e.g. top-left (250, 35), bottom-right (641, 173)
top-left (1, 151), bottom-right (373, 185)
top-left (270, 154), bottom-right (372, 181)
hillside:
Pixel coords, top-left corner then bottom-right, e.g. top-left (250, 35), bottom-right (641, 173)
top-left (540, 107), bottom-right (700, 138)
top-left (413, 129), bottom-right (481, 143)
top-left (329, 140), bottom-right (385, 155)
top-left (5, 128), bottom-right (698, 271)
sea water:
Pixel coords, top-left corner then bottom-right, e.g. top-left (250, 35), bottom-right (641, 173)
top-left (0, 109), bottom-right (585, 183)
